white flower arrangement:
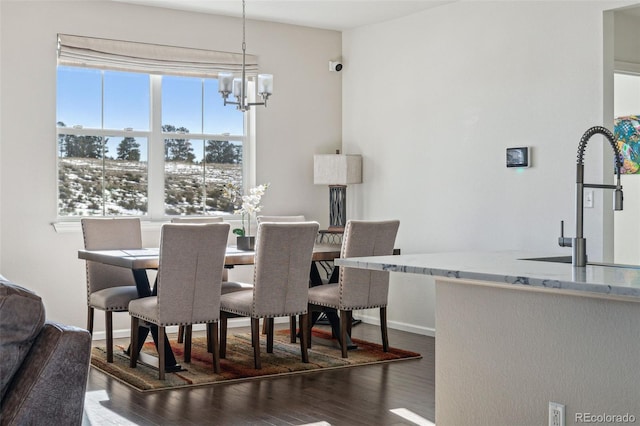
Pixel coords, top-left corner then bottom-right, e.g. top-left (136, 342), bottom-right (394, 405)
top-left (233, 183), bottom-right (269, 237)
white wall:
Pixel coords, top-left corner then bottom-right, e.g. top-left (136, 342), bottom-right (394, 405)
top-left (612, 11), bottom-right (640, 265)
top-left (615, 74), bottom-right (640, 116)
top-left (342, 1), bottom-right (637, 334)
top-left (614, 73), bottom-right (640, 264)
top-left (0, 1), bottom-right (341, 332)
top-left (615, 10), bottom-right (640, 69)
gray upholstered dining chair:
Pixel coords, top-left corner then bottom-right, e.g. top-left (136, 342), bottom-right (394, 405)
top-left (307, 219), bottom-right (400, 358)
top-left (256, 214), bottom-right (307, 341)
top-left (219, 221), bottom-right (319, 369)
top-left (170, 216), bottom-right (251, 346)
top-left (81, 217), bottom-right (142, 363)
top-left (128, 223), bottom-right (229, 380)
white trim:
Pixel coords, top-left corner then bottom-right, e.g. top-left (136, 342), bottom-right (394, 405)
top-left (52, 217), bottom-right (243, 233)
top-left (615, 60), bottom-right (640, 75)
top-left (56, 127), bottom-right (151, 138)
top-left (356, 313), bottom-right (435, 337)
top-left (148, 74), bottom-right (164, 218)
top-left (89, 316), bottom-right (435, 342)
top-left (53, 219), bottom-right (162, 233)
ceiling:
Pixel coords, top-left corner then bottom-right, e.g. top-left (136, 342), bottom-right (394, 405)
top-left (111, 0), bottom-right (455, 31)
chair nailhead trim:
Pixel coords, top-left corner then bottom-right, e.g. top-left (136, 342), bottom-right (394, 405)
top-left (95, 306), bottom-right (129, 311)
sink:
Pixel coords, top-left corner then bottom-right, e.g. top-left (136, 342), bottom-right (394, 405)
top-left (520, 256), bottom-right (572, 264)
top-left (521, 256), bottom-right (640, 269)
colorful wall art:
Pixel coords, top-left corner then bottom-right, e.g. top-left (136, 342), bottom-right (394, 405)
top-left (615, 115), bottom-right (640, 174)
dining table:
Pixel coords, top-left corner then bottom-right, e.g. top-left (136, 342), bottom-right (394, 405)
top-left (78, 243), bottom-right (345, 370)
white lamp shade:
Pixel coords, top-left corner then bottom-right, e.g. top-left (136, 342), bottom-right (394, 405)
top-left (313, 154), bottom-right (362, 185)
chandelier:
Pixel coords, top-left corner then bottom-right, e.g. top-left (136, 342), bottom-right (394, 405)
top-left (218, 0), bottom-right (273, 112)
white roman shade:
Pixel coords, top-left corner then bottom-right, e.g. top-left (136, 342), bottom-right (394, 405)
top-left (57, 34), bottom-right (258, 78)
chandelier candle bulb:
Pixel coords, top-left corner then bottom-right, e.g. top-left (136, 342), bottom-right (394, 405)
top-left (258, 74), bottom-right (273, 95)
top-left (218, 73), bottom-right (233, 93)
top-left (232, 78), bottom-right (242, 98)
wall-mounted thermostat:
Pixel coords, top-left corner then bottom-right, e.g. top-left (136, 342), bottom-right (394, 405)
top-left (506, 147), bottom-right (530, 168)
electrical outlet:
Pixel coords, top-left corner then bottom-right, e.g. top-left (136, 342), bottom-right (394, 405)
top-left (549, 402), bottom-right (565, 426)
top-left (585, 190), bottom-right (594, 208)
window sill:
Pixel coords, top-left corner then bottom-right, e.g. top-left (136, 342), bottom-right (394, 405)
top-left (52, 217), bottom-right (243, 233)
top-left (52, 220), bottom-right (169, 233)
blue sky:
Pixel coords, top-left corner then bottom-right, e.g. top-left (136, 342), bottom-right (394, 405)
top-left (57, 66), bottom-right (244, 160)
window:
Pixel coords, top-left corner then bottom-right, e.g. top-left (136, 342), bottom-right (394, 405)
top-left (57, 65), bottom-right (248, 218)
top-left (161, 76), bottom-right (243, 216)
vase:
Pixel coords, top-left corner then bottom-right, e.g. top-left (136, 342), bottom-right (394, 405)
top-left (237, 236), bottom-right (255, 251)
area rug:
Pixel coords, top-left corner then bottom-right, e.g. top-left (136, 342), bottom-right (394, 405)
top-left (90, 329), bottom-right (421, 392)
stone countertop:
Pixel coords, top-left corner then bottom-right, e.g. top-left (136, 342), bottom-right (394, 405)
top-left (335, 251), bottom-right (640, 301)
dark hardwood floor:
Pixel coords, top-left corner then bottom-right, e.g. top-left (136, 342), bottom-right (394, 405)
top-left (83, 323), bottom-right (435, 426)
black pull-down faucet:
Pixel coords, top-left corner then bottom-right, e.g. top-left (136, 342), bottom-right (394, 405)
top-left (558, 126), bottom-right (623, 267)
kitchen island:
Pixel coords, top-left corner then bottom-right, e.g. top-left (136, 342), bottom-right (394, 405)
top-left (336, 251), bottom-right (640, 425)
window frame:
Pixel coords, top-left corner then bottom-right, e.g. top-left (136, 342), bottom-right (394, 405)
top-left (55, 69), bottom-right (254, 222)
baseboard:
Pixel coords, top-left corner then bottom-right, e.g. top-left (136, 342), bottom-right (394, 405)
top-left (91, 316), bottom-right (435, 342)
top-left (354, 314), bottom-right (435, 337)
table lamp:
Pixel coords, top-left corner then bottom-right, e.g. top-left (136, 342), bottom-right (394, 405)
top-left (313, 152), bottom-right (362, 232)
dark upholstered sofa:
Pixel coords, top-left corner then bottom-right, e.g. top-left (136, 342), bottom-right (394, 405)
top-left (0, 276), bottom-right (91, 425)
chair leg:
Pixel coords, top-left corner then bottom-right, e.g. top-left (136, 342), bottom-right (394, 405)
top-left (251, 318), bottom-right (261, 369)
top-left (346, 310), bottom-right (353, 337)
top-left (219, 314), bottom-right (228, 359)
top-left (105, 311), bottom-right (114, 363)
top-left (87, 307), bottom-right (94, 335)
top-left (211, 322), bottom-right (220, 374)
top-left (340, 309), bottom-right (349, 358)
top-left (380, 306), bottom-right (389, 352)
top-left (130, 317), bottom-right (139, 368)
top-left (206, 323), bottom-right (213, 353)
top-left (158, 326), bottom-right (166, 380)
top-left (185, 324), bottom-right (193, 348)
top-left (299, 313), bottom-right (309, 363)
top-left (290, 316), bottom-right (297, 343)
top-left (184, 324), bottom-right (192, 363)
top-left (266, 318), bottom-right (274, 353)
top-left (307, 304), bottom-right (313, 349)
top-left (177, 325), bottom-right (184, 344)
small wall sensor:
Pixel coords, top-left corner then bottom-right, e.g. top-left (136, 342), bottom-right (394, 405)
top-left (506, 147), bottom-right (530, 168)
top-left (329, 61), bottom-right (343, 72)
